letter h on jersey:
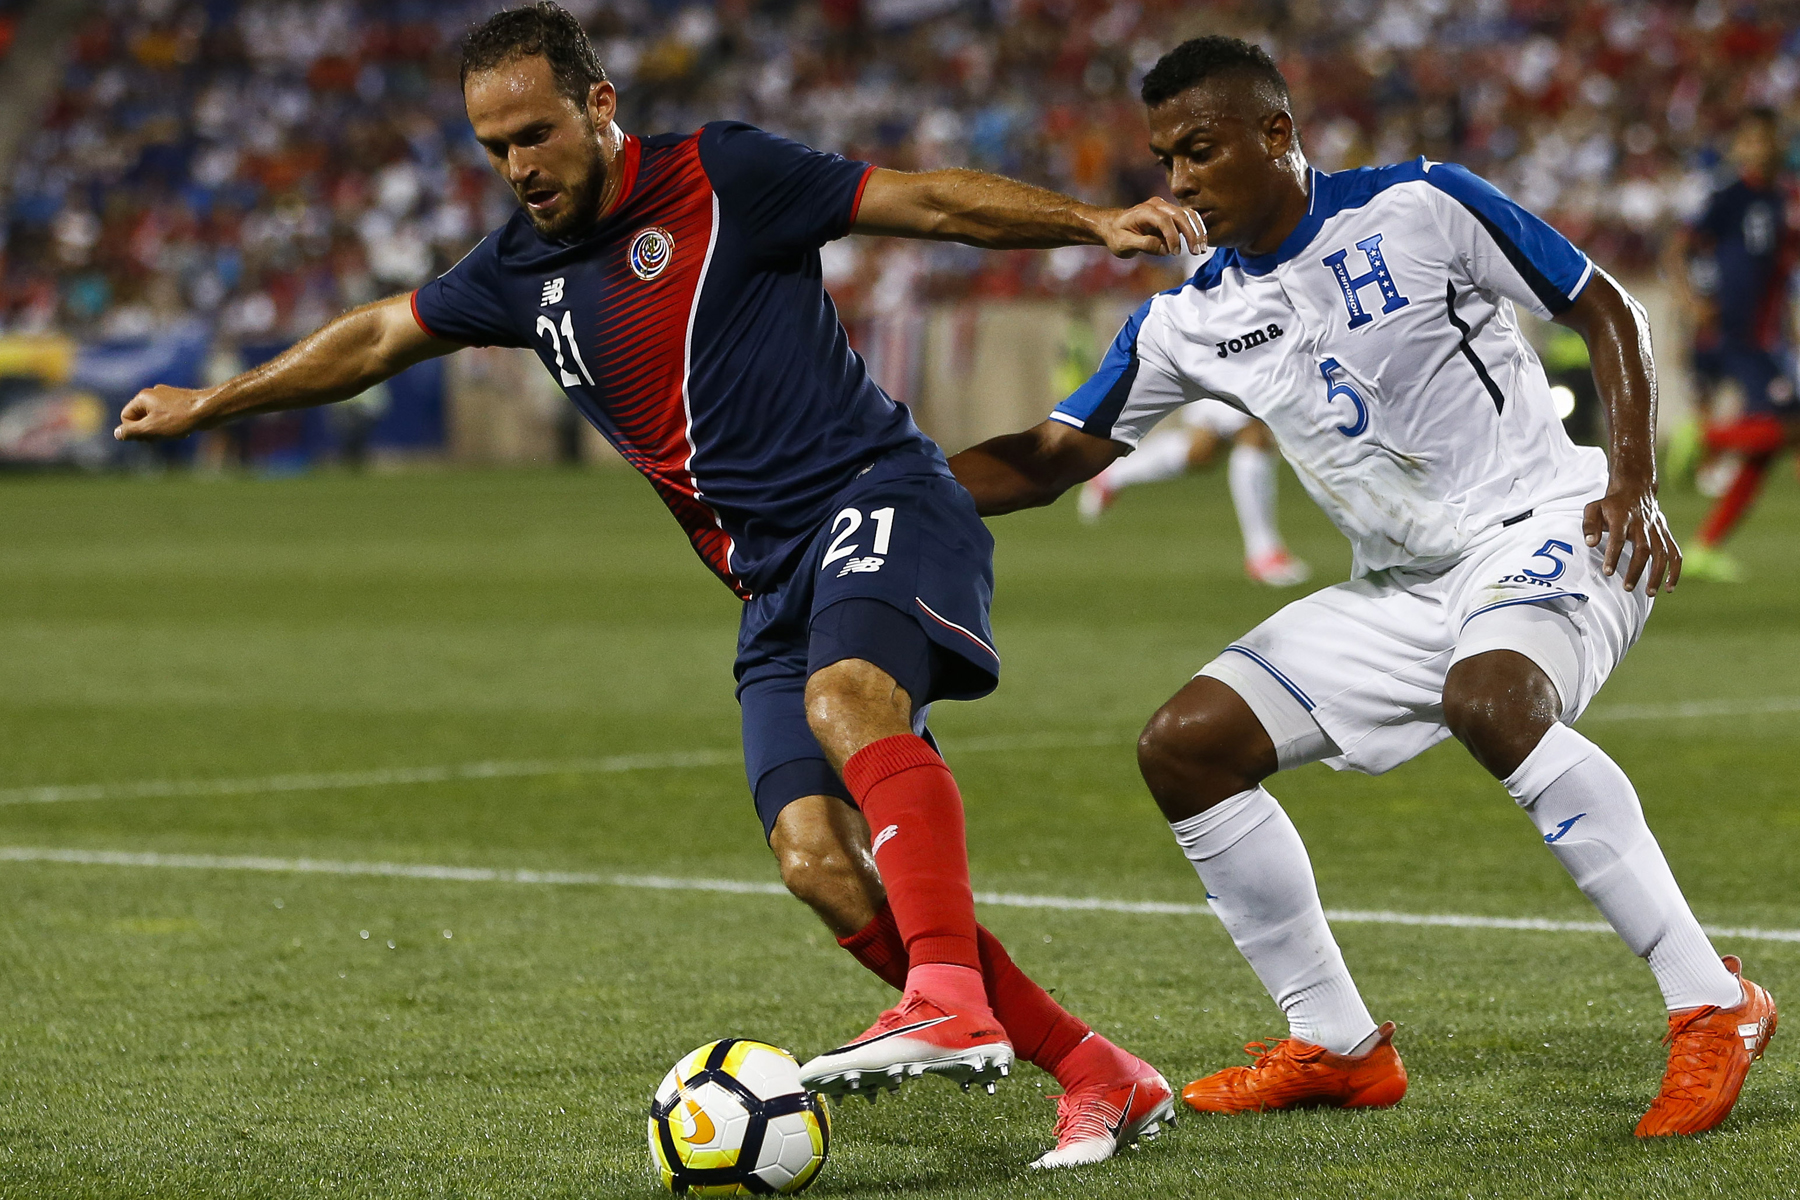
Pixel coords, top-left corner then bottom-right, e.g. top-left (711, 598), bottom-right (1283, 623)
top-left (1321, 234), bottom-right (1410, 330)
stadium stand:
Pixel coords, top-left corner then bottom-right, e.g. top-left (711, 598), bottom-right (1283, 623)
top-left (0, 0), bottom-right (1792, 463)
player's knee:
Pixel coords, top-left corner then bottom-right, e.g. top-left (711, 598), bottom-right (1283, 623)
top-left (1443, 653), bottom-right (1561, 779)
top-left (803, 659), bottom-right (913, 762)
top-left (1137, 690), bottom-right (1273, 816)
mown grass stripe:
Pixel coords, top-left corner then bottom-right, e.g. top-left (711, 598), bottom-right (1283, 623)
top-left (2, 699), bottom-right (1792, 809)
top-left (3, 845), bottom-right (1795, 943)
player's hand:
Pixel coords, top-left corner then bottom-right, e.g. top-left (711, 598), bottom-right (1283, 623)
top-left (1584, 479), bottom-right (1680, 596)
top-left (114, 385), bottom-right (219, 442)
top-left (1096, 199), bottom-right (1205, 258)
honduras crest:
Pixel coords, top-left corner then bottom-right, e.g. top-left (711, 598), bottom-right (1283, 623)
top-left (629, 226), bottom-right (674, 280)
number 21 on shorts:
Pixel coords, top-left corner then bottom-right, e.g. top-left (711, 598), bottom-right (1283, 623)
top-left (823, 506), bottom-right (895, 575)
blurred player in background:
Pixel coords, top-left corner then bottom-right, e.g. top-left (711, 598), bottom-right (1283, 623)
top-left (1668, 108), bottom-right (1800, 582)
top-left (1078, 400), bottom-right (1310, 587)
top-left (111, 1), bottom-right (1200, 1168)
top-left (954, 37), bottom-right (1777, 1138)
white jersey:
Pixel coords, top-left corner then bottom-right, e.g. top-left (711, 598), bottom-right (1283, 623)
top-left (1053, 158), bottom-right (1609, 576)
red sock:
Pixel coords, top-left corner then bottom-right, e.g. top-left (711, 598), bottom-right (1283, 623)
top-left (836, 903), bottom-right (907, 990)
top-left (842, 735), bottom-right (979, 971)
top-left (1697, 454), bottom-right (1772, 547)
top-left (837, 903), bottom-right (1092, 1077)
top-left (975, 925), bottom-right (1092, 1076)
top-left (1704, 415), bottom-right (1785, 456)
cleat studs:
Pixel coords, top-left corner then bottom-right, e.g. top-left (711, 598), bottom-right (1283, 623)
top-left (999, 1064), bottom-right (1010, 1077)
top-left (985, 1082), bottom-right (997, 1095)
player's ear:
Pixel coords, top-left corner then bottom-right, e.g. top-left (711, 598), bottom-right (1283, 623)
top-left (1263, 110), bottom-right (1295, 161)
top-left (586, 80), bottom-right (617, 130)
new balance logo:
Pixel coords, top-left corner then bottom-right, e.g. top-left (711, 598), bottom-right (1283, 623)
top-left (837, 556), bottom-right (884, 576)
top-left (540, 277), bottom-right (565, 306)
top-left (1543, 813), bottom-right (1587, 844)
top-left (872, 824), bottom-right (899, 854)
top-left (1216, 323), bottom-right (1284, 358)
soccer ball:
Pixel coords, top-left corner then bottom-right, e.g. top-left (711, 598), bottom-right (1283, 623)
top-left (648, 1039), bottom-right (830, 1196)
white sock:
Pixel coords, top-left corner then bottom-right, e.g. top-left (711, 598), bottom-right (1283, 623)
top-left (1103, 428), bottom-right (1192, 490)
top-left (1504, 724), bottom-right (1741, 1011)
top-left (1227, 442), bottom-right (1282, 560)
top-left (1170, 787), bottom-right (1378, 1053)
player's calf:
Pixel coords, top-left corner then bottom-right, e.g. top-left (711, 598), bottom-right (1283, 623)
top-left (769, 794), bottom-right (884, 940)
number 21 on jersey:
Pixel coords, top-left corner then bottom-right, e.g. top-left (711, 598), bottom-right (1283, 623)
top-left (535, 310), bottom-right (595, 389)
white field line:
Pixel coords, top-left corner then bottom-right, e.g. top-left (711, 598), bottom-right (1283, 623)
top-left (2, 845), bottom-right (1796, 944)
top-left (1, 695), bottom-right (1792, 810)
top-left (1581, 695), bottom-right (1800, 722)
top-left (0, 731), bottom-right (1126, 808)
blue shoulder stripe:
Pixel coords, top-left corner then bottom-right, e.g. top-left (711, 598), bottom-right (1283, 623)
top-left (1052, 297), bottom-right (1153, 438)
top-left (1421, 161), bottom-right (1591, 314)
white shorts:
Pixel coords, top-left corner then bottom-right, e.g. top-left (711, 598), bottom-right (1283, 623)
top-left (1197, 504), bottom-right (1654, 775)
top-left (1178, 399), bottom-right (1253, 438)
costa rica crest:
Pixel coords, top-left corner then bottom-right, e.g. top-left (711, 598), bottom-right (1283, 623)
top-left (629, 226), bottom-right (674, 280)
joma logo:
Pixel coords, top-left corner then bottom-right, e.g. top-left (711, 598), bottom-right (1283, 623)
top-left (1217, 323), bottom-right (1285, 358)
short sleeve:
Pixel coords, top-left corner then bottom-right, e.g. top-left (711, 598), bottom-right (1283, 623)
top-left (698, 121), bottom-right (875, 258)
top-left (411, 233), bottom-right (527, 348)
top-left (1050, 298), bottom-right (1196, 448)
top-left (1423, 162), bottom-right (1594, 318)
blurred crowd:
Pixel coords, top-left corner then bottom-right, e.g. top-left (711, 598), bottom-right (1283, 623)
top-left (3, 0), bottom-right (1800, 342)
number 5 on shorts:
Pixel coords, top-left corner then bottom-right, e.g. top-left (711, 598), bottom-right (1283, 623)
top-left (1523, 539), bottom-right (1573, 581)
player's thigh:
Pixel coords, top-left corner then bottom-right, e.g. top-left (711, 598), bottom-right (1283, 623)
top-left (1218, 577), bottom-right (1456, 774)
top-left (1450, 508), bottom-right (1653, 724)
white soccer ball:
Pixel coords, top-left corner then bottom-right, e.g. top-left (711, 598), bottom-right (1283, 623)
top-left (648, 1039), bottom-right (830, 1196)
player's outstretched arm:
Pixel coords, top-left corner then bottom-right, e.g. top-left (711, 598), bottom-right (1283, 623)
top-left (853, 168), bottom-right (1205, 258)
top-left (114, 294), bottom-right (461, 442)
top-left (1555, 269), bottom-right (1680, 595)
top-left (948, 420), bottom-right (1125, 516)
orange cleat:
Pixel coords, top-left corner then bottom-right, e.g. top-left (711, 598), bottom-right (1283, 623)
top-left (1635, 955), bottom-right (1777, 1137)
top-left (1182, 1021), bottom-right (1406, 1114)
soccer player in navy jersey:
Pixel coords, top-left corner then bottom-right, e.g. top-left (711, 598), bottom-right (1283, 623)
top-left (115, 2), bottom-right (1200, 1167)
top-left (1670, 107), bottom-right (1800, 582)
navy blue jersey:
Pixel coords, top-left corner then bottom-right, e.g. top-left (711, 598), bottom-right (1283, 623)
top-left (1694, 178), bottom-right (1793, 349)
top-left (412, 122), bottom-right (941, 597)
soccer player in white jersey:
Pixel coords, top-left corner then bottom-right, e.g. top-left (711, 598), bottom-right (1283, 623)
top-left (1078, 401), bottom-right (1313, 587)
top-left (952, 37), bottom-right (1777, 1138)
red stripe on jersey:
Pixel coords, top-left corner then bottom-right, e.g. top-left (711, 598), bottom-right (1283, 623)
top-left (585, 136), bottom-right (744, 596)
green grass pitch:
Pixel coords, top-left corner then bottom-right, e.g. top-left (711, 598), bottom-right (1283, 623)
top-left (1, 461), bottom-right (1796, 1198)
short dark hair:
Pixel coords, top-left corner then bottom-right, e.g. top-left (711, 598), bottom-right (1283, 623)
top-left (461, 2), bottom-right (607, 108)
top-left (1140, 36), bottom-right (1289, 109)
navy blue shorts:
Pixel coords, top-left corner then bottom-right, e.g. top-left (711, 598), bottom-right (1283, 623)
top-left (1693, 345), bottom-right (1797, 415)
top-left (734, 453), bottom-right (1000, 839)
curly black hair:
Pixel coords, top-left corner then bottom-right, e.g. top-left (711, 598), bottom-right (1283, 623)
top-left (1140, 36), bottom-right (1289, 109)
top-left (461, 2), bottom-right (607, 107)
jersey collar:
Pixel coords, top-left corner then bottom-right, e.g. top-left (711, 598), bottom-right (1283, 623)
top-left (1236, 167), bottom-right (1327, 276)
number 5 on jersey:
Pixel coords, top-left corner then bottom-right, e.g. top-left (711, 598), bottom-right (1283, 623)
top-left (1318, 357), bottom-right (1368, 437)
top-left (823, 506), bottom-right (895, 576)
